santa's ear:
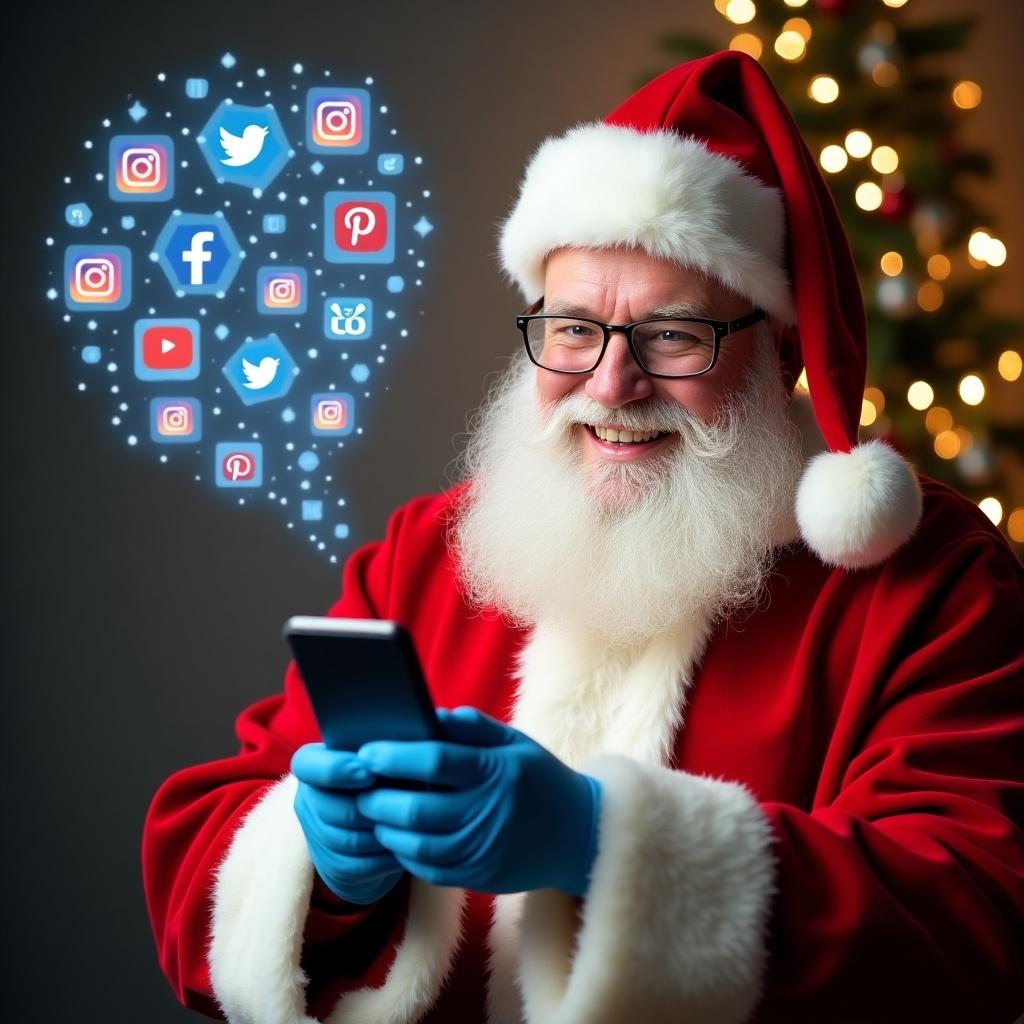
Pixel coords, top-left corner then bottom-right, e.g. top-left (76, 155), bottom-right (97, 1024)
top-left (773, 321), bottom-right (802, 395)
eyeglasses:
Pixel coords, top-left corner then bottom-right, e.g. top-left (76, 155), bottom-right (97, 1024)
top-left (516, 300), bottom-right (766, 378)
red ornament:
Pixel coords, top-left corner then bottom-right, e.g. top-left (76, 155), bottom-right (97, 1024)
top-left (815, 0), bottom-right (857, 14)
top-left (878, 186), bottom-right (913, 222)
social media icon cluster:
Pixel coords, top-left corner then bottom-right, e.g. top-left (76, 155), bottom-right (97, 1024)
top-left (51, 59), bottom-right (433, 558)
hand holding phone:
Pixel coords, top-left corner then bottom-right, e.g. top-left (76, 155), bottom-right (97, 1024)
top-left (290, 743), bottom-right (406, 905)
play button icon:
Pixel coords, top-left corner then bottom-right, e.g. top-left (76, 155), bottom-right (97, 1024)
top-left (134, 318), bottom-right (200, 380)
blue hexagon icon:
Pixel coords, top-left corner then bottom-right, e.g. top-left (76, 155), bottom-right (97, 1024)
top-left (153, 210), bottom-right (243, 296)
top-left (197, 100), bottom-right (291, 191)
top-left (222, 333), bottom-right (298, 407)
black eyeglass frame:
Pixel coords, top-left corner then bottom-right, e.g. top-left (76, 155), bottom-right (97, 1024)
top-left (515, 302), bottom-right (767, 379)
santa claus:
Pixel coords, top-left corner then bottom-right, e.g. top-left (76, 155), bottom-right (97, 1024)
top-left (142, 50), bottom-right (1024, 1024)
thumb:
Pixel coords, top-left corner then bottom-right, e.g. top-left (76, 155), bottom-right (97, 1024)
top-left (437, 706), bottom-right (518, 747)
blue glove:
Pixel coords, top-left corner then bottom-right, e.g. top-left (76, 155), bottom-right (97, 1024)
top-left (291, 744), bottom-right (407, 905)
top-left (353, 707), bottom-right (602, 897)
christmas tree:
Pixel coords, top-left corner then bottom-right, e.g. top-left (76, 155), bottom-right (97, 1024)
top-left (652, 0), bottom-right (1024, 552)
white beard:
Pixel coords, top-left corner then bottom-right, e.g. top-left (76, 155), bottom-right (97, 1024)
top-left (446, 323), bottom-right (805, 649)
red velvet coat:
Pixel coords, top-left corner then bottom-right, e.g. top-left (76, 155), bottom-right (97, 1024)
top-left (143, 474), bottom-right (1024, 1024)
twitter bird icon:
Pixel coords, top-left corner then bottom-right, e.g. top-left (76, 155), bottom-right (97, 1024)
top-left (220, 124), bottom-right (269, 167)
top-left (241, 355), bottom-right (279, 389)
top-left (199, 100), bottom-right (291, 190)
top-left (223, 334), bottom-right (297, 407)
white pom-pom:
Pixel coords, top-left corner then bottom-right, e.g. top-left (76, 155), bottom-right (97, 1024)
top-left (795, 440), bottom-right (923, 570)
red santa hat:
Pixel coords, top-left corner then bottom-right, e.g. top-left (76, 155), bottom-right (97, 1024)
top-left (498, 49), bottom-right (923, 570)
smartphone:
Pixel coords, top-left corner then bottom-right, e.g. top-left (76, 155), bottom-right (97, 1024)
top-left (283, 616), bottom-right (444, 789)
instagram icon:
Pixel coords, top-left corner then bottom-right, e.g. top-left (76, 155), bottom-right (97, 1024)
top-left (307, 87), bottom-right (370, 155)
top-left (150, 397), bottom-right (202, 444)
top-left (257, 266), bottom-right (307, 314)
top-left (109, 134), bottom-right (174, 202)
top-left (64, 245), bottom-right (132, 311)
top-left (311, 393), bottom-right (355, 436)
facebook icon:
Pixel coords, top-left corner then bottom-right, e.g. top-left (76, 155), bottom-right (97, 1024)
top-left (153, 211), bottom-right (243, 296)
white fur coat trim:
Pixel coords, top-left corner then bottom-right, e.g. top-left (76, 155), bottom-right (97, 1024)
top-left (498, 121), bottom-right (796, 327)
top-left (208, 772), bottom-right (466, 1024)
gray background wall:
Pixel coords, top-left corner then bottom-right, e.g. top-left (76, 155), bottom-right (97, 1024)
top-left (3, 1), bottom-right (1021, 1019)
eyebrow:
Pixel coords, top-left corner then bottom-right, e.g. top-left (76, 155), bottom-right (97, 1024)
top-left (541, 299), bottom-right (714, 320)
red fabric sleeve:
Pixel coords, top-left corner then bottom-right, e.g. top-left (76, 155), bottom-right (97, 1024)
top-left (756, 528), bottom-right (1024, 1022)
top-left (142, 502), bottom-right (416, 1018)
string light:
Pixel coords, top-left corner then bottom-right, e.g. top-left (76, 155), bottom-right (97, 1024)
top-left (809, 75), bottom-right (839, 103)
top-left (783, 18), bottom-right (812, 41)
top-left (907, 381), bottom-right (934, 410)
top-left (844, 130), bottom-right (873, 157)
top-left (724, 0), bottom-right (757, 25)
top-left (958, 374), bottom-right (985, 405)
top-left (1008, 508), bottom-right (1024, 543)
top-left (918, 281), bottom-right (944, 311)
top-left (820, 144), bottom-right (848, 173)
top-left (860, 398), bottom-right (878, 427)
top-left (978, 497), bottom-right (1003, 526)
top-left (871, 62), bottom-right (900, 88)
top-left (775, 30), bottom-right (807, 61)
top-left (864, 387), bottom-right (886, 414)
top-left (954, 426), bottom-right (973, 452)
top-left (870, 146), bottom-right (899, 174)
top-left (855, 182), bottom-right (883, 210)
top-left (925, 406), bottom-right (953, 434)
top-left (934, 430), bottom-right (960, 459)
top-left (880, 251), bottom-right (903, 276)
top-left (998, 350), bottom-right (1022, 382)
top-left (882, 0), bottom-right (909, 9)
top-left (783, 0), bottom-right (809, 7)
top-left (967, 228), bottom-right (1006, 267)
top-left (927, 254), bottom-right (951, 280)
top-left (730, 33), bottom-right (763, 59)
top-left (952, 80), bottom-right (982, 109)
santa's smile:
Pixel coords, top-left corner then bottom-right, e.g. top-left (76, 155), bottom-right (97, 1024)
top-left (582, 423), bottom-right (676, 460)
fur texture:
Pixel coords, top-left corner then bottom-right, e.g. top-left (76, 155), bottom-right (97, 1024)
top-left (208, 773), bottom-right (467, 1024)
top-left (498, 122), bottom-right (796, 326)
top-left (796, 440), bottom-right (923, 570)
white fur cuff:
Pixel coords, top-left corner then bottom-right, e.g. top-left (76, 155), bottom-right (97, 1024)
top-left (208, 773), bottom-right (466, 1024)
top-left (516, 755), bottom-right (777, 1024)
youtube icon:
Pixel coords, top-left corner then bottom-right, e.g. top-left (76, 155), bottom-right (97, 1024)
top-left (134, 318), bottom-right (200, 380)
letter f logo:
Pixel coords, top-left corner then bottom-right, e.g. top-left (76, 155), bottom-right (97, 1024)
top-left (182, 230), bottom-right (215, 285)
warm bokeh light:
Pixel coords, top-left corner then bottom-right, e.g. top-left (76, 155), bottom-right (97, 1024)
top-left (916, 229), bottom-right (942, 257)
top-left (730, 33), bottom-right (763, 59)
top-left (864, 387), bottom-right (886, 414)
top-left (783, 17), bottom-right (812, 40)
top-left (925, 406), bottom-right (953, 434)
top-left (870, 145), bottom-right (899, 174)
top-left (907, 381), bottom-right (935, 410)
top-left (775, 30), bottom-right (807, 61)
top-left (952, 80), bottom-right (982, 109)
top-left (783, 0), bottom-right (808, 7)
top-left (882, 0), bottom-right (910, 7)
top-left (959, 374), bottom-right (985, 405)
top-left (880, 251), bottom-right (903, 276)
top-left (1008, 508), bottom-right (1024, 543)
top-left (809, 75), bottom-right (839, 103)
top-left (725, 0), bottom-right (757, 25)
top-left (954, 426), bottom-right (974, 452)
top-left (860, 398), bottom-right (878, 427)
top-left (715, 0), bottom-right (730, 12)
top-left (986, 239), bottom-right (1007, 267)
top-left (918, 281), bottom-right (944, 311)
top-left (927, 254), bottom-right (951, 280)
top-left (968, 229), bottom-right (992, 261)
top-left (820, 144), bottom-right (848, 173)
top-left (998, 350), bottom-right (1022, 382)
top-left (796, 368), bottom-right (809, 392)
top-left (934, 430), bottom-right (961, 459)
top-left (871, 62), bottom-right (900, 87)
top-left (845, 130), bottom-right (873, 158)
top-left (978, 497), bottom-right (1003, 526)
top-left (855, 182), bottom-right (883, 210)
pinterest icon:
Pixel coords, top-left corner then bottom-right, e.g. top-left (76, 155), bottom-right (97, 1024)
top-left (324, 191), bottom-right (395, 264)
top-left (215, 442), bottom-right (263, 488)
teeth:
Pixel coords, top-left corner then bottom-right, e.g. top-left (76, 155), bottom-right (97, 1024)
top-left (592, 426), bottom-right (667, 444)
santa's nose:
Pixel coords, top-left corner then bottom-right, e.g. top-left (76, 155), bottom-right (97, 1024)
top-left (583, 331), bottom-right (654, 409)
